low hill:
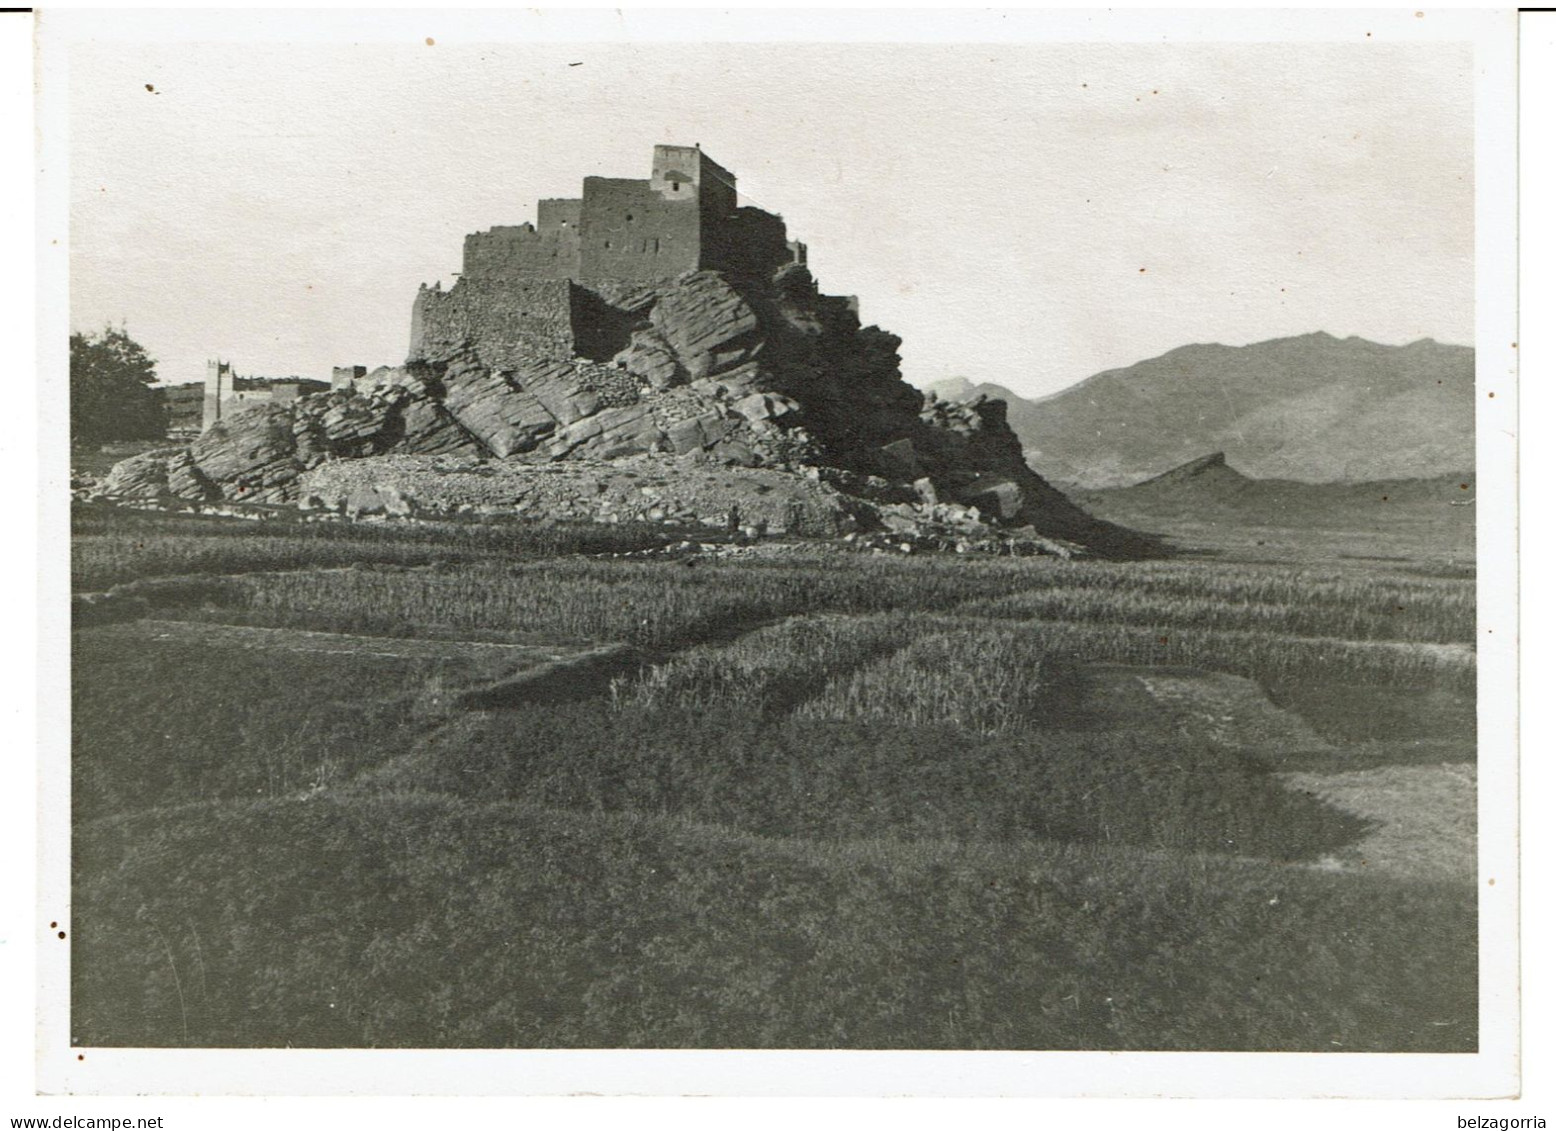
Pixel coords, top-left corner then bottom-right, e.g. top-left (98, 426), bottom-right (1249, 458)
top-left (936, 334), bottom-right (1474, 488)
top-left (1071, 451), bottom-right (1475, 559)
top-left (1129, 450), bottom-right (1246, 493)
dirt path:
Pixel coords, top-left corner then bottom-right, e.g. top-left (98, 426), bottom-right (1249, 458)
top-left (1280, 762), bottom-right (1476, 882)
top-left (104, 618), bottom-right (594, 664)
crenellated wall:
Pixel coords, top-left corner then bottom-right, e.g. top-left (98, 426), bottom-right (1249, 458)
top-left (462, 220), bottom-right (582, 282)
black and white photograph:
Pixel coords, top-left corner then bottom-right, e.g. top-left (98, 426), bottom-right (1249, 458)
top-left (30, 6), bottom-right (1521, 1102)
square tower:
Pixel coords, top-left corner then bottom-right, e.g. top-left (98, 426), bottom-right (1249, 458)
top-left (649, 144), bottom-right (737, 220)
top-left (202, 359), bottom-right (233, 431)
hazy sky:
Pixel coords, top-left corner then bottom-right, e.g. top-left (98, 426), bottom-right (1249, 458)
top-left (67, 38), bottom-right (1474, 398)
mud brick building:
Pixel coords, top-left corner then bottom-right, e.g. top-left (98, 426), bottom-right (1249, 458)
top-left (409, 145), bottom-right (808, 369)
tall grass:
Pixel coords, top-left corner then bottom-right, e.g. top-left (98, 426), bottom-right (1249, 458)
top-left (795, 627), bottom-right (1079, 734)
top-left (123, 555), bottom-right (1474, 692)
top-left (620, 611), bottom-right (1074, 731)
top-left (73, 793), bottom-right (1474, 1050)
top-left (69, 508), bottom-right (1479, 1052)
top-left (622, 610), bottom-right (1474, 731)
top-left (989, 617), bottom-right (1475, 696)
top-left (71, 625), bottom-right (489, 820)
top-left (954, 568), bottom-right (1474, 643)
top-left (74, 506), bottom-right (1474, 652)
top-left (370, 700), bottom-right (1365, 857)
top-left (162, 558), bottom-right (1043, 650)
top-left (622, 614), bottom-right (915, 713)
top-left (70, 504), bottom-right (680, 590)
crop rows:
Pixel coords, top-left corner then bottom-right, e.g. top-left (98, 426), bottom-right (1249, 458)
top-left (70, 505), bottom-right (679, 590)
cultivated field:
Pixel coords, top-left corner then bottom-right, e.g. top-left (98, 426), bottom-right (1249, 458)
top-left (70, 501), bottom-right (1477, 1051)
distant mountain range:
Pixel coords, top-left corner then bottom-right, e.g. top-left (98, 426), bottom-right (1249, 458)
top-left (928, 332), bottom-right (1474, 488)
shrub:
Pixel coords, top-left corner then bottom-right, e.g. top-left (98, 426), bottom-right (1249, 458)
top-left (71, 328), bottom-right (166, 443)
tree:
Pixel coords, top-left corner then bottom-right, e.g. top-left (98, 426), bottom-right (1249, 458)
top-left (70, 326), bottom-right (167, 442)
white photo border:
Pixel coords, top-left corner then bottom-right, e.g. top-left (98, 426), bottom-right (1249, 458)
top-left (32, 6), bottom-right (1521, 1099)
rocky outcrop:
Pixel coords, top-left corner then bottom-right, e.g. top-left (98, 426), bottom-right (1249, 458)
top-left (648, 271), bottom-right (762, 380)
top-left (102, 376), bottom-right (486, 504)
top-left (95, 263), bottom-right (1164, 558)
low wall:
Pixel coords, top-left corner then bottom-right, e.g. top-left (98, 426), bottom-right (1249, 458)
top-left (410, 278), bottom-right (576, 369)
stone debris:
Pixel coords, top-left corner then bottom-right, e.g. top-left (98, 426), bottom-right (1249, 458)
top-left (293, 453), bottom-right (869, 537)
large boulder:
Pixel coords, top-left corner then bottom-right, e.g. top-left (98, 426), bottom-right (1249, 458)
top-left (613, 328), bottom-right (683, 390)
top-left (649, 271), bottom-right (762, 380)
top-left (187, 404), bottom-right (304, 503)
top-left (97, 447), bottom-right (177, 499)
top-left (440, 367), bottom-right (556, 457)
